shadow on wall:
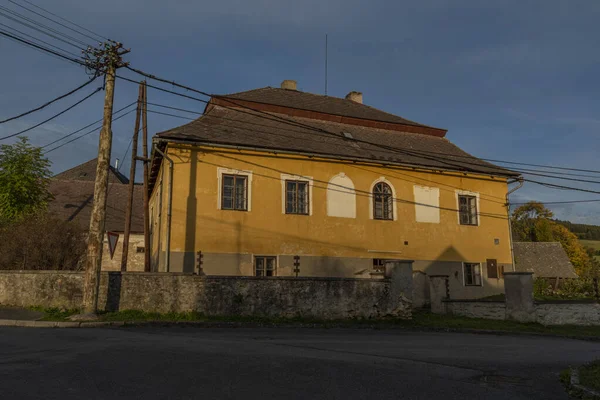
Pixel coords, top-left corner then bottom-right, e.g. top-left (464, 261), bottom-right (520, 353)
top-left (182, 149), bottom-right (198, 273)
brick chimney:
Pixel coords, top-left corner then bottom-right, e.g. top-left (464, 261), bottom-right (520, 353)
top-left (345, 91), bottom-right (363, 104)
top-left (280, 80), bottom-right (297, 90)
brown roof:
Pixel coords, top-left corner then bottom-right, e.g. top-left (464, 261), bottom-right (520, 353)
top-left (220, 87), bottom-right (434, 129)
top-left (53, 158), bottom-right (129, 184)
top-left (48, 179), bottom-right (144, 233)
top-left (513, 242), bottom-right (578, 279)
top-left (155, 105), bottom-right (517, 177)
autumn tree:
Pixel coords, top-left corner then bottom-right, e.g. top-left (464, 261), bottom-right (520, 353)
top-left (511, 201), bottom-right (592, 276)
top-left (0, 137), bottom-right (52, 224)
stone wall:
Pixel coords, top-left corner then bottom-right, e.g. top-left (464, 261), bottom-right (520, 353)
top-left (536, 301), bottom-right (600, 326)
top-left (0, 269), bottom-right (412, 320)
top-left (444, 300), bottom-right (506, 320)
top-left (102, 234), bottom-right (145, 272)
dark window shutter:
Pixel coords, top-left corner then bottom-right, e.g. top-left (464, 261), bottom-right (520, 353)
top-left (487, 259), bottom-right (498, 279)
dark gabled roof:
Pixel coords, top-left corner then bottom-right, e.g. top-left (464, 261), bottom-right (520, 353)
top-left (53, 158), bottom-right (129, 184)
top-left (48, 179), bottom-right (144, 233)
top-left (155, 105), bottom-right (518, 177)
top-left (220, 87), bottom-right (435, 129)
top-left (514, 242), bottom-right (578, 279)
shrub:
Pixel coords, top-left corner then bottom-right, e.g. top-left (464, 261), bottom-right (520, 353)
top-left (0, 214), bottom-right (86, 270)
top-left (534, 277), bottom-right (598, 300)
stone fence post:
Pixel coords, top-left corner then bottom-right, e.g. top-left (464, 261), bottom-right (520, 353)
top-left (504, 272), bottom-right (535, 322)
top-left (384, 260), bottom-right (414, 315)
top-left (428, 275), bottom-right (449, 314)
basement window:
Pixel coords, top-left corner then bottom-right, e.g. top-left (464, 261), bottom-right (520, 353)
top-left (373, 259), bottom-right (386, 273)
top-left (255, 256), bottom-right (276, 277)
top-left (463, 262), bottom-right (482, 286)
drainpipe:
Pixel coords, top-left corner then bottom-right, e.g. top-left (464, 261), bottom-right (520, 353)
top-left (506, 179), bottom-right (524, 272)
top-left (153, 144), bottom-right (173, 273)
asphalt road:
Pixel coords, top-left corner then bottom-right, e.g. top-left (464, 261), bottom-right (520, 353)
top-left (0, 327), bottom-right (599, 399)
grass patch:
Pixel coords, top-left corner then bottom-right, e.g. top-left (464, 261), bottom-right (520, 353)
top-left (29, 306), bottom-right (78, 321)
top-left (579, 360), bottom-right (600, 392)
top-left (27, 306), bottom-right (600, 339)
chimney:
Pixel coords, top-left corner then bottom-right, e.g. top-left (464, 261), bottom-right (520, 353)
top-left (345, 91), bottom-right (363, 104)
top-left (114, 158), bottom-right (119, 169)
top-left (280, 80), bottom-right (297, 90)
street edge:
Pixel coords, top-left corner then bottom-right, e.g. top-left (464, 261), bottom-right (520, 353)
top-left (569, 366), bottom-right (600, 399)
top-left (1, 318), bottom-right (600, 342)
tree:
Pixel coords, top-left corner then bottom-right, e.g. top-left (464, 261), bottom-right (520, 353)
top-left (0, 137), bottom-right (52, 223)
top-left (511, 201), bottom-right (592, 276)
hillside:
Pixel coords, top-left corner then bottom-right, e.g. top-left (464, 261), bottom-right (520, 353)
top-left (554, 220), bottom-right (600, 240)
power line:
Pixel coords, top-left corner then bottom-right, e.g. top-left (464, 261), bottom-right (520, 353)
top-left (0, 21), bottom-right (81, 58)
top-left (145, 102), bottom-right (600, 181)
top-left (524, 179), bottom-right (600, 196)
top-left (0, 76), bottom-right (97, 124)
top-left (43, 109), bottom-right (136, 154)
top-left (8, 0), bottom-right (101, 44)
top-left (40, 101), bottom-right (136, 148)
top-left (512, 199), bottom-right (600, 206)
top-left (0, 5), bottom-right (89, 48)
top-left (0, 86), bottom-right (101, 141)
top-left (0, 10), bottom-right (85, 50)
top-left (123, 67), bottom-right (600, 177)
top-left (0, 29), bottom-right (86, 66)
top-left (120, 69), bottom-right (600, 197)
top-left (14, 0), bottom-right (108, 42)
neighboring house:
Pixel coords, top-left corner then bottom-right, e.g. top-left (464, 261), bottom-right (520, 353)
top-left (48, 159), bottom-right (145, 271)
top-left (53, 157), bottom-right (129, 184)
top-left (514, 242), bottom-right (578, 286)
top-left (148, 80), bottom-right (520, 299)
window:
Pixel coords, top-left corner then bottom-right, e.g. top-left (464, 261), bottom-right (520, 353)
top-left (255, 256), bottom-right (276, 277)
top-left (222, 174), bottom-right (248, 211)
top-left (285, 180), bottom-right (309, 215)
top-left (373, 259), bottom-right (386, 273)
top-left (464, 263), bottom-right (482, 286)
top-left (373, 182), bottom-right (393, 220)
top-left (458, 195), bottom-right (478, 225)
top-left (486, 259), bottom-right (498, 279)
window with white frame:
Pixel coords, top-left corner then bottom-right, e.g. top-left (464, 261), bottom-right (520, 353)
top-left (221, 174), bottom-right (248, 211)
top-left (458, 195), bottom-right (478, 225)
top-left (463, 263), bottom-right (482, 286)
top-left (285, 180), bottom-right (309, 215)
top-left (255, 256), bottom-right (276, 277)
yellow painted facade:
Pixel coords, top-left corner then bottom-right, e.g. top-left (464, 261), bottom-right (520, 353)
top-left (149, 143), bottom-right (513, 297)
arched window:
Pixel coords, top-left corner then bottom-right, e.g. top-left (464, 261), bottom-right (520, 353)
top-left (373, 182), bottom-right (393, 220)
top-left (327, 173), bottom-right (356, 218)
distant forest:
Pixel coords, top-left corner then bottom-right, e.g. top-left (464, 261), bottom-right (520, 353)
top-left (555, 220), bottom-right (600, 240)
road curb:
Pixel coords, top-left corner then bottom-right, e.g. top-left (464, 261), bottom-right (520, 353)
top-left (570, 367), bottom-right (600, 399)
top-left (0, 319), bottom-right (121, 328)
top-left (0, 319), bottom-right (599, 342)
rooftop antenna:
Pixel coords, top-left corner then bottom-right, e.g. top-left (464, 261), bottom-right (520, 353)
top-left (325, 33), bottom-right (328, 95)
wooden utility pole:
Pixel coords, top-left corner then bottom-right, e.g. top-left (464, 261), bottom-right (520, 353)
top-left (120, 83), bottom-right (144, 271)
top-left (80, 42), bottom-right (129, 316)
top-left (141, 81), bottom-right (151, 272)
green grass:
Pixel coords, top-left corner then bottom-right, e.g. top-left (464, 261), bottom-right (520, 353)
top-left (581, 240), bottom-right (600, 263)
top-left (579, 360), bottom-right (600, 392)
top-left (28, 307), bottom-right (600, 339)
top-left (29, 306), bottom-right (78, 321)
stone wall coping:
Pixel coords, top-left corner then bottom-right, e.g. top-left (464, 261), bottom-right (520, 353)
top-left (0, 270), bottom-right (84, 275)
top-left (535, 299), bottom-right (600, 305)
top-left (0, 270), bottom-right (386, 283)
top-left (503, 272), bottom-right (534, 276)
top-left (443, 299), bottom-right (506, 304)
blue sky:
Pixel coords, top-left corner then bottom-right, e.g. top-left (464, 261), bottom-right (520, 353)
top-left (1, 0), bottom-right (600, 222)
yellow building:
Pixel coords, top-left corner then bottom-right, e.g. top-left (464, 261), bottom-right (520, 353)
top-left (148, 80), bottom-right (520, 299)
